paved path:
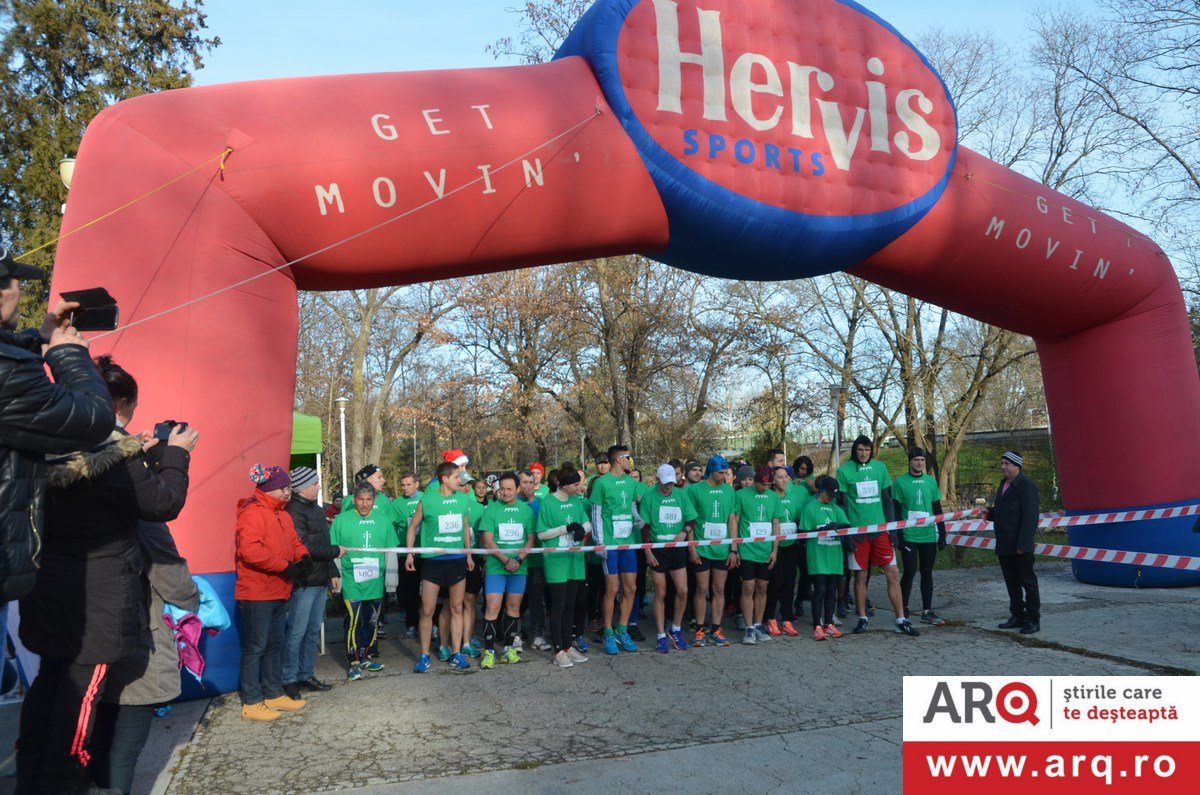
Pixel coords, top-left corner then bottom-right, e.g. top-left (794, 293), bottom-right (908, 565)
top-left (126, 560), bottom-right (1196, 794)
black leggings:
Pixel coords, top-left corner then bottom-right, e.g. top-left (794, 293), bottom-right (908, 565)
top-left (810, 574), bottom-right (839, 627)
top-left (765, 544), bottom-right (799, 622)
top-left (900, 541), bottom-right (938, 612)
top-left (548, 580), bottom-right (587, 652)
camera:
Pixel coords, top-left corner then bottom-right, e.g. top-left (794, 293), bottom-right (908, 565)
top-left (59, 287), bottom-right (119, 332)
top-left (153, 420), bottom-right (188, 441)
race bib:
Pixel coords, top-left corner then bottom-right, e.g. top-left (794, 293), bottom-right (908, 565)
top-left (658, 506), bottom-right (682, 525)
top-left (818, 535), bottom-right (841, 546)
top-left (856, 480), bottom-right (880, 501)
top-left (557, 533), bottom-right (572, 548)
top-left (438, 513), bottom-right (463, 534)
top-left (613, 516), bottom-right (633, 539)
top-left (779, 522), bottom-right (798, 535)
top-left (703, 521), bottom-right (727, 541)
top-left (748, 521), bottom-right (772, 538)
top-left (498, 522), bottom-right (524, 542)
top-left (908, 510), bottom-right (930, 521)
top-left (351, 557), bottom-right (380, 583)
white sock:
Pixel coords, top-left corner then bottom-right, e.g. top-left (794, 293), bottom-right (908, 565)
top-left (657, 632), bottom-right (667, 639)
top-left (895, 617), bottom-right (906, 625)
top-left (670, 624), bottom-right (681, 632)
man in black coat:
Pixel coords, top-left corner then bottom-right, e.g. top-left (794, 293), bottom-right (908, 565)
top-left (986, 451), bottom-right (1041, 634)
top-left (0, 247), bottom-right (115, 604)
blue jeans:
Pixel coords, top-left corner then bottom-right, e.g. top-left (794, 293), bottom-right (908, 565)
top-left (237, 599), bottom-right (287, 705)
top-left (283, 586), bottom-right (326, 684)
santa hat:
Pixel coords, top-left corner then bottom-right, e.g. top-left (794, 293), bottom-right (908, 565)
top-left (442, 449), bottom-right (469, 467)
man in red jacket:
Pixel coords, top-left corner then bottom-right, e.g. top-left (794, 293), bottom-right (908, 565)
top-left (235, 465), bottom-right (311, 722)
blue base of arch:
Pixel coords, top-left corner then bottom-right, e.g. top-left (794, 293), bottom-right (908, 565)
top-left (178, 572), bottom-right (241, 701)
top-left (1067, 498), bottom-right (1200, 588)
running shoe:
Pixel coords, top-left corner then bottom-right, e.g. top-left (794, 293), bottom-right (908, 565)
top-left (752, 625), bottom-right (772, 643)
top-left (780, 621), bottom-right (800, 637)
top-left (437, 645), bottom-right (452, 662)
top-left (480, 650), bottom-right (496, 669)
top-left (835, 601), bottom-right (847, 619)
top-left (628, 625), bottom-right (645, 642)
top-left (512, 634), bottom-right (524, 650)
top-left (347, 664), bottom-right (364, 681)
top-left (812, 625), bottom-right (825, 641)
top-left (617, 632), bottom-right (638, 653)
top-left (693, 629), bottom-right (707, 647)
top-left (448, 652), bottom-right (471, 669)
top-left (463, 640), bottom-right (482, 659)
top-left (894, 620), bottom-right (921, 637)
top-left (567, 647), bottom-right (588, 663)
top-left (404, 627), bottom-right (417, 639)
top-left (670, 629), bottom-right (689, 650)
top-left (852, 618), bottom-right (869, 635)
top-left (921, 610), bottom-right (945, 626)
top-left (764, 619), bottom-right (782, 637)
top-left (361, 660), bottom-right (385, 672)
top-left (574, 636), bottom-right (590, 654)
top-left (734, 614), bottom-right (747, 631)
top-left (711, 627), bottom-right (731, 647)
top-left (413, 654), bottom-right (431, 673)
top-left (376, 626), bottom-right (387, 639)
top-left (656, 636), bottom-right (670, 654)
top-left (824, 623), bottom-right (843, 639)
top-left (501, 648), bottom-right (522, 665)
top-left (603, 634), bottom-right (619, 655)
top-left (742, 628), bottom-right (756, 645)
top-left (531, 636), bottom-right (552, 651)
top-left (830, 613), bottom-right (843, 627)
top-left (553, 650), bottom-right (574, 668)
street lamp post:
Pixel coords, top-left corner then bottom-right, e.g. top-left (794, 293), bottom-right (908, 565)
top-left (335, 396), bottom-right (350, 496)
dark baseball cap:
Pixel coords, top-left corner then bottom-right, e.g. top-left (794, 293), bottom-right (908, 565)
top-left (0, 246), bottom-right (45, 280)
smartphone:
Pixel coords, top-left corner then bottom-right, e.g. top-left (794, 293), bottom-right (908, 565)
top-left (70, 305), bottom-right (120, 331)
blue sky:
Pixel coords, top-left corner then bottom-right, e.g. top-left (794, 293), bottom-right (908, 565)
top-left (192, 1), bottom-right (1086, 86)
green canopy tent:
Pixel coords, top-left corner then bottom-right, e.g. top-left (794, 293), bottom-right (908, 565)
top-left (290, 411), bottom-right (324, 503)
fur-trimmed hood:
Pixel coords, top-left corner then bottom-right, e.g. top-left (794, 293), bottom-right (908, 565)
top-left (45, 430), bottom-right (142, 490)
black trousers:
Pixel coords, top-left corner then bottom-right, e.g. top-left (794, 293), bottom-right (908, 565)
top-left (810, 574), bottom-right (839, 627)
top-left (399, 555), bottom-right (423, 630)
top-left (900, 541), bottom-right (938, 612)
top-left (88, 702), bottom-right (157, 794)
top-left (16, 658), bottom-right (110, 794)
top-left (520, 565), bottom-right (547, 638)
top-left (548, 580), bottom-right (587, 652)
top-left (997, 553), bottom-right (1040, 621)
top-left (765, 544), bottom-right (800, 622)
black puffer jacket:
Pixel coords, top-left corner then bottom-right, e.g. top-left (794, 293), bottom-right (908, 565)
top-left (0, 330), bottom-right (114, 602)
top-left (285, 493), bottom-right (341, 587)
top-left (20, 430), bottom-right (190, 664)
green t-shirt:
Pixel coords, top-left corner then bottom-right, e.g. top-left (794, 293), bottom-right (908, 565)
top-left (535, 483), bottom-right (550, 501)
top-left (638, 486), bottom-right (697, 543)
top-left (479, 499), bottom-right (535, 575)
top-left (686, 481), bottom-right (736, 560)
top-left (732, 487), bottom-right (784, 563)
top-left (536, 492), bottom-right (589, 584)
top-left (518, 495), bottom-right (543, 569)
top-left (800, 499), bottom-right (848, 576)
top-left (465, 496), bottom-right (485, 549)
top-left (392, 492), bottom-right (422, 528)
top-left (587, 473), bottom-right (642, 545)
top-left (418, 488), bottom-right (470, 560)
top-left (891, 472), bottom-right (943, 544)
top-left (836, 459), bottom-right (892, 529)
top-left (330, 510), bottom-right (398, 602)
top-left (775, 485), bottom-right (810, 548)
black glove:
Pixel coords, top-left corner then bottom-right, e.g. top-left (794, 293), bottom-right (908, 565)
top-left (282, 555), bottom-right (311, 580)
top-left (567, 522), bottom-right (586, 542)
top-left (937, 527), bottom-right (947, 550)
top-left (896, 529), bottom-right (913, 553)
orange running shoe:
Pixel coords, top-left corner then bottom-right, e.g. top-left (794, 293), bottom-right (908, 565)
top-left (764, 619), bottom-right (782, 636)
top-left (693, 628), bottom-right (707, 647)
top-left (812, 625), bottom-right (826, 641)
top-left (780, 621), bottom-right (800, 637)
top-left (824, 623), bottom-right (843, 639)
top-left (711, 627), bottom-right (730, 647)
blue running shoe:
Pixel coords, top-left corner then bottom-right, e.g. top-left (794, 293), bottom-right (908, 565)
top-left (347, 664), bottom-right (364, 681)
top-left (617, 632), bottom-right (638, 653)
top-left (413, 654), bottom-right (431, 673)
top-left (670, 629), bottom-right (689, 650)
top-left (448, 652), bottom-right (471, 670)
top-left (463, 640), bottom-right (482, 659)
top-left (437, 645), bottom-right (452, 662)
top-left (603, 634), bottom-right (619, 655)
top-left (575, 636), bottom-right (590, 654)
top-left (361, 660), bottom-right (384, 672)
top-left (655, 636), bottom-right (670, 654)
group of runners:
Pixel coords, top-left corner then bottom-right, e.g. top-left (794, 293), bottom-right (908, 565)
top-left (326, 434), bottom-right (950, 678)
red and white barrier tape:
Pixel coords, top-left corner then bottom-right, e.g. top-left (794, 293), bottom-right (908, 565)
top-left (946, 502), bottom-right (1200, 535)
top-left (945, 534), bottom-right (1200, 572)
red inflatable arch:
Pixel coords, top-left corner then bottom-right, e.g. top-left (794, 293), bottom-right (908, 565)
top-left (47, 0), bottom-right (1200, 690)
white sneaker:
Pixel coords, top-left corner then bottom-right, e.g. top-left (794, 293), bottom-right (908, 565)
top-left (753, 626), bottom-right (771, 642)
top-left (567, 647), bottom-right (589, 663)
top-left (553, 650), bottom-right (574, 668)
top-left (512, 634), bottom-right (524, 650)
top-left (532, 636), bottom-right (552, 651)
top-left (831, 614), bottom-right (842, 627)
top-left (742, 629), bottom-right (756, 645)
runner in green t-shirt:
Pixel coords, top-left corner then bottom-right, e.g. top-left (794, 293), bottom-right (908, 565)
top-left (517, 469), bottom-right (551, 652)
top-left (477, 472), bottom-right (535, 668)
top-left (392, 472), bottom-right (423, 639)
top-left (686, 456), bottom-right (736, 648)
top-left (330, 482), bottom-right (397, 680)
top-left (588, 445), bottom-right (643, 654)
top-left (764, 466), bottom-right (806, 637)
top-left (404, 462), bottom-right (475, 672)
top-left (536, 467), bottom-right (592, 669)
top-left (836, 436), bottom-right (917, 637)
top-left (457, 477), bottom-right (486, 659)
top-left (800, 477), bottom-right (849, 640)
top-left (640, 464), bottom-right (697, 653)
top-left (730, 466), bottom-right (783, 645)
top-left (891, 447), bottom-right (947, 626)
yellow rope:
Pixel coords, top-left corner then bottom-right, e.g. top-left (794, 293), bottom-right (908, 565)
top-left (14, 147), bottom-right (234, 262)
